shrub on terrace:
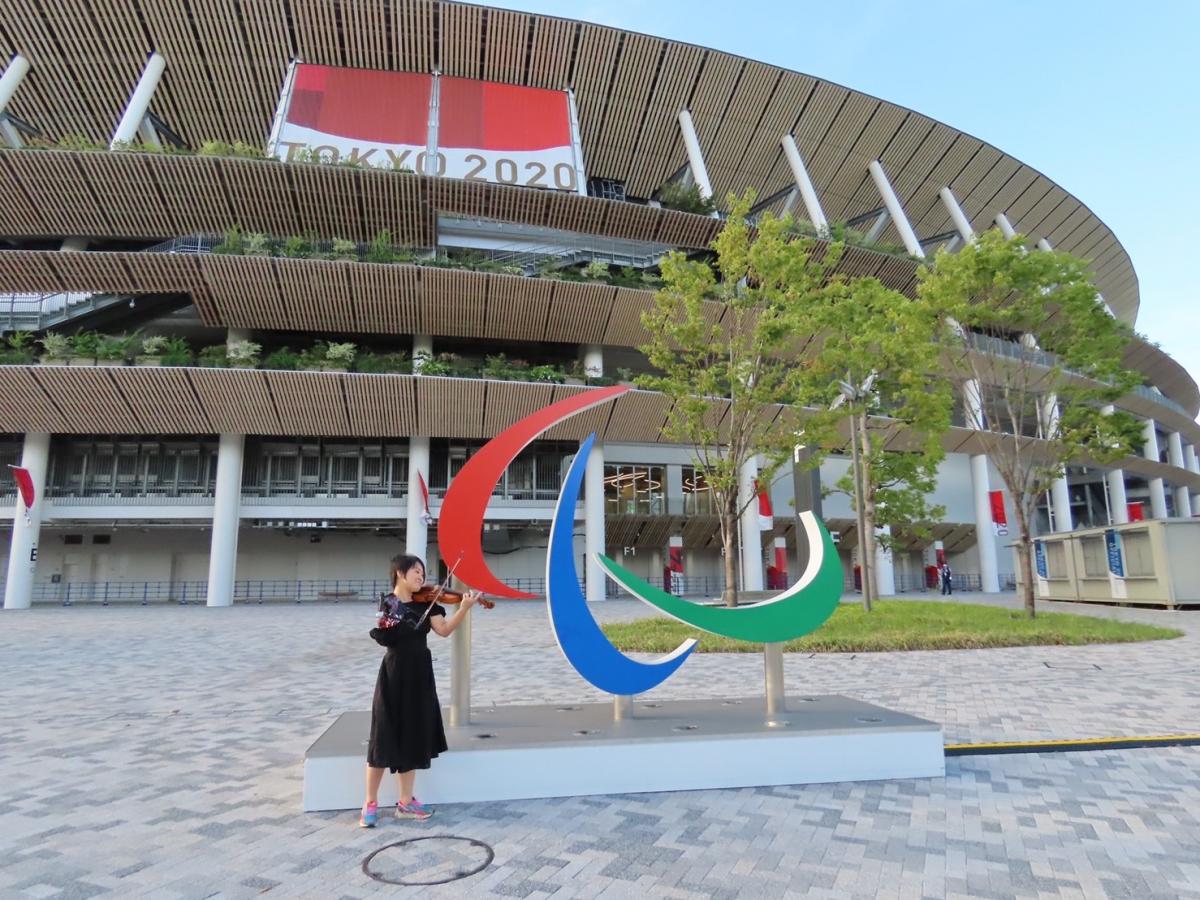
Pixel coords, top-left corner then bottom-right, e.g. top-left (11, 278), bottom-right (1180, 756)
top-left (656, 181), bottom-right (717, 216)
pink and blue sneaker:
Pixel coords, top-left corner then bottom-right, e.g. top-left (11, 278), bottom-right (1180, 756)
top-left (359, 801), bottom-right (379, 828)
top-left (396, 797), bottom-right (433, 820)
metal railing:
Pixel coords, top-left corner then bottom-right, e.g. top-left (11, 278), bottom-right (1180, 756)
top-left (2, 290), bottom-right (129, 332)
top-left (965, 332), bottom-right (1192, 420)
top-left (9, 576), bottom-right (577, 606)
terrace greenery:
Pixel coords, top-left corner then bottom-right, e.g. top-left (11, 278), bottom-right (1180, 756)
top-left (6, 140), bottom-right (928, 264)
top-left (208, 226), bottom-right (668, 288)
top-left (20, 331), bottom-right (587, 384)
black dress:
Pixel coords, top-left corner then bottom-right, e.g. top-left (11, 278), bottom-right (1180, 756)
top-left (367, 597), bottom-right (448, 773)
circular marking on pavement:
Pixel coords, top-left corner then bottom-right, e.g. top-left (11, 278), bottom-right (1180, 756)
top-left (362, 835), bottom-right (494, 886)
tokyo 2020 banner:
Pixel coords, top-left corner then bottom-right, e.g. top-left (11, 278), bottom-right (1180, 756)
top-left (436, 385), bottom-right (843, 696)
top-left (269, 64), bottom-right (586, 192)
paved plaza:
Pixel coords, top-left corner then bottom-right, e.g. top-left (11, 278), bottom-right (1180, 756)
top-left (2, 594), bottom-right (1199, 898)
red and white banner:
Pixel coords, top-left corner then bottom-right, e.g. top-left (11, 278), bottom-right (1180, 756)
top-left (271, 64), bottom-right (584, 191)
top-left (438, 77), bottom-right (579, 190)
top-left (754, 479), bottom-right (773, 531)
top-left (8, 465), bottom-right (34, 511)
top-left (1127, 502), bottom-right (1145, 522)
top-left (416, 471), bottom-right (434, 525)
top-left (989, 490), bottom-right (1008, 536)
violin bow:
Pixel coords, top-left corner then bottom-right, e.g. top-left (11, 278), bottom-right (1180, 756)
top-left (416, 550), bottom-right (465, 628)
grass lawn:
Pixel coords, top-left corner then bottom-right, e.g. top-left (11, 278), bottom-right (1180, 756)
top-left (600, 600), bottom-right (1183, 653)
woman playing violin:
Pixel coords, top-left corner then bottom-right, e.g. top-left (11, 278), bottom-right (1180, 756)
top-left (360, 553), bottom-right (481, 826)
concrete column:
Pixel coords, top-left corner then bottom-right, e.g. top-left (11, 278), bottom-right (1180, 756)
top-left (412, 334), bottom-right (433, 369)
top-left (1099, 406), bottom-right (1129, 525)
top-left (780, 135), bottom-right (828, 232)
top-left (867, 160), bottom-right (924, 258)
top-left (939, 187), bottom-right (975, 242)
top-left (1050, 475), bottom-right (1073, 533)
top-left (1142, 420), bottom-right (1168, 519)
top-left (0, 54), bottom-right (31, 148)
top-left (3, 432), bottom-right (50, 610)
top-left (582, 344), bottom-right (603, 379)
top-left (1168, 432), bottom-right (1191, 518)
top-left (1185, 445), bottom-right (1199, 518)
top-left (407, 335), bottom-right (434, 561)
top-left (738, 456), bottom-right (764, 592)
top-left (1106, 468), bottom-right (1129, 525)
top-left (110, 52), bottom-right (166, 149)
top-left (406, 436), bottom-right (431, 561)
top-left (205, 432), bottom-right (244, 607)
top-left (994, 213), bottom-right (1017, 238)
top-left (1045, 390), bottom-right (1073, 532)
top-left (677, 109), bottom-right (717, 212)
top-left (964, 380), bottom-right (1000, 592)
top-left (585, 440), bottom-right (606, 603)
top-left (874, 525), bottom-right (895, 596)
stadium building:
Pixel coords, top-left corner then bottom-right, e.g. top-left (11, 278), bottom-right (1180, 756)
top-left (1, 0), bottom-right (1198, 609)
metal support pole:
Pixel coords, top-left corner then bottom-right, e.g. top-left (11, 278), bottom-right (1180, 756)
top-left (449, 595), bottom-right (471, 726)
top-left (612, 695), bottom-right (632, 721)
top-left (764, 643), bottom-right (785, 719)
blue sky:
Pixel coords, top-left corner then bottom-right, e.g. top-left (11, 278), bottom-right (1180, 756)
top-left (494, 0), bottom-right (1200, 415)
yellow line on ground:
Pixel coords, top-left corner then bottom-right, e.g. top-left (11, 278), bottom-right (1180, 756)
top-left (946, 734), bottom-right (1200, 751)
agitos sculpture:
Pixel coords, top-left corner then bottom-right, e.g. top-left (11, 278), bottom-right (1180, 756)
top-left (436, 385), bottom-right (843, 696)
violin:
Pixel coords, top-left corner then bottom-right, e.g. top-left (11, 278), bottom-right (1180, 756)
top-left (411, 584), bottom-right (495, 610)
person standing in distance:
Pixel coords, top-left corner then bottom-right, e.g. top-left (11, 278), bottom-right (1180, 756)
top-left (360, 554), bottom-right (480, 825)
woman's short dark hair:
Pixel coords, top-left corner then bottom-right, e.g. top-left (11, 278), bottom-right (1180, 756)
top-left (389, 554), bottom-right (426, 590)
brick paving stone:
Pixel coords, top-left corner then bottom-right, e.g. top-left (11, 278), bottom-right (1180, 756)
top-left (2, 595), bottom-right (1200, 896)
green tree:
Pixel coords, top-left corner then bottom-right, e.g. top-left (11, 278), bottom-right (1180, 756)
top-left (800, 277), bottom-right (952, 611)
top-left (917, 229), bottom-right (1144, 617)
top-left (639, 191), bottom-right (843, 606)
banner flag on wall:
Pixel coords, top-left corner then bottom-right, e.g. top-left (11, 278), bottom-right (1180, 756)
top-left (754, 480), bottom-right (773, 531)
top-left (1105, 528), bottom-right (1128, 600)
top-left (8, 465), bottom-right (34, 525)
top-left (989, 490), bottom-right (1008, 536)
top-left (416, 472), bottom-right (434, 525)
top-left (270, 64), bottom-right (585, 192)
top-left (1127, 502), bottom-right (1145, 522)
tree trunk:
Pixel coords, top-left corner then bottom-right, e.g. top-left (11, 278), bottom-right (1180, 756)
top-left (721, 512), bottom-right (738, 607)
top-left (858, 412), bottom-right (876, 610)
top-left (1014, 505), bottom-right (1036, 619)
